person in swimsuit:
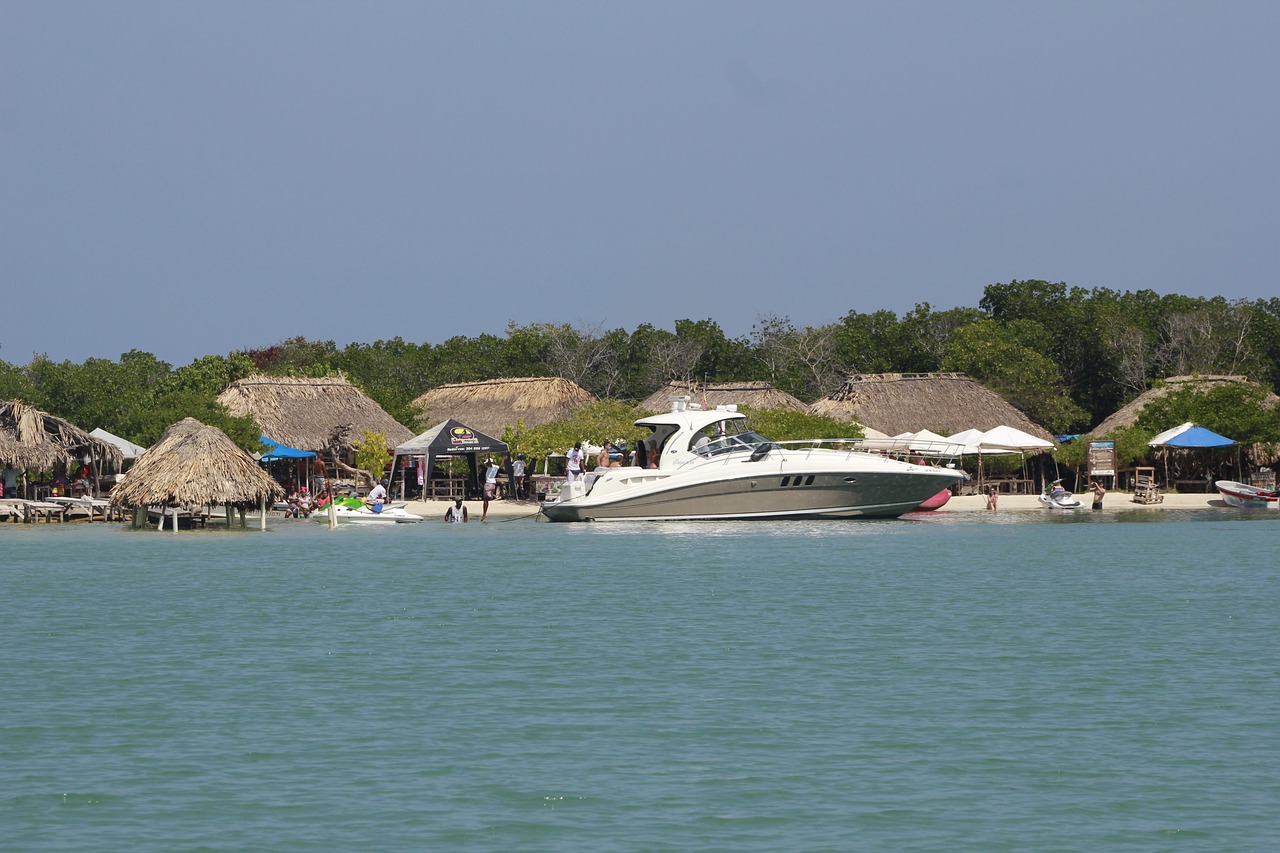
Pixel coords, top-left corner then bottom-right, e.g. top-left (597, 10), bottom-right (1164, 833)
top-left (1090, 481), bottom-right (1105, 511)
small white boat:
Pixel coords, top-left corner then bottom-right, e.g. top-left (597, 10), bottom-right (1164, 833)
top-left (1039, 482), bottom-right (1083, 509)
top-left (314, 501), bottom-right (422, 524)
top-left (1215, 480), bottom-right (1278, 509)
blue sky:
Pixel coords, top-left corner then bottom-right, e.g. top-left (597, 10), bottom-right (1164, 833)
top-left (3, 1), bottom-right (1276, 366)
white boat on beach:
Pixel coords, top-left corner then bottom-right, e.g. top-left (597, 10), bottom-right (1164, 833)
top-left (540, 402), bottom-right (962, 522)
top-left (314, 501), bottom-right (422, 524)
top-left (1215, 480), bottom-right (1278, 509)
top-left (1038, 481), bottom-right (1083, 509)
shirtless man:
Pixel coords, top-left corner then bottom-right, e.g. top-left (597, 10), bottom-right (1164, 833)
top-left (1089, 481), bottom-right (1106, 511)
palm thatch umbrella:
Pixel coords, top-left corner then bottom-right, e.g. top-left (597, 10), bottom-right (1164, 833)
top-left (639, 381), bottom-right (808, 414)
top-left (109, 418), bottom-right (284, 531)
top-left (410, 377), bottom-right (594, 436)
top-left (809, 373), bottom-right (1054, 439)
top-left (0, 400), bottom-right (123, 496)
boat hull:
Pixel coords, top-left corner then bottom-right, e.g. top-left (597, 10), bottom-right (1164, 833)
top-left (1215, 480), bottom-right (1278, 509)
top-left (540, 468), bottom-right (960, 522)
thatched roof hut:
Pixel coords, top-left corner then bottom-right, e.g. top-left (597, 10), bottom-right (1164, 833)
top-left (639, 381), bottom-right (808, 414)
top-left (109, 418), bottom-right (284, 510)
top-left (0, 399), bottom-right (122, 472)
top-left (410, 377), bottom-right (594, 436)
top-left (217, 375), bottom-right (412, 452)
top-left (809, 373), bottom-right (1055, 440)
top-left (1087, 375), bottom-right (1280, 436)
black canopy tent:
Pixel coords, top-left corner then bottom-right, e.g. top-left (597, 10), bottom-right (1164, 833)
top-left (390, 419), bottom-right (509, 500)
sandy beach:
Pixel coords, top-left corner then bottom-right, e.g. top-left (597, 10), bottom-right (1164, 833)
top-left (937, 491), bottom-right (1227, 512)
top-left (403, 490), bottom-right (1241, 520)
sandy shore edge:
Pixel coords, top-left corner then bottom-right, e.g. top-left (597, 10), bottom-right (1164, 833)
top-left (403, 490), bottom-right (1243, 519)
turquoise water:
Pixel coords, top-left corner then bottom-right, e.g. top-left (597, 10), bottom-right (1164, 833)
top-left (3, 510), bottom-right (1278, 851)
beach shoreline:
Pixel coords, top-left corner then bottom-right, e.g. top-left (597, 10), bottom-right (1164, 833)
top-left (403, 490), bottom-right (1242, 520)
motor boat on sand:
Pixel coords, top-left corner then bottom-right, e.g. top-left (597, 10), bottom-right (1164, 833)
top-left (539, 402), bottom-right (962, 522)
top-left (1039, 480), bottom-right (1083, 509)
top-left (1215, 480), bottom-right (1278, 509)
top-left (313, 497), bottom-right (422, 524)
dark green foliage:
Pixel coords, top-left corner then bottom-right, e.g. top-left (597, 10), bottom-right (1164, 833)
top-left (736, 407), bottom-right (864, 443)
top-left (3, 287), bottom-right (1279, 465)
top-left (1054, 425), bottom-right (1154, 469)
top-left (1136, 383), bottom-right (1280, 445)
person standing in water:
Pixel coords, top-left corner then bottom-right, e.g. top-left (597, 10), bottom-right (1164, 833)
top-left (1089, 481), bottom-right (1106, 511)
top-left (444, 497), bottom-right (468, 522)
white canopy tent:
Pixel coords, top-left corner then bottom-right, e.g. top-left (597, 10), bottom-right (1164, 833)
top-left (89, 427), bottom-right (148, 460)
top-left (978, 425), bottom-right (1055, 452)
top-left (948, 425), bottom-right (1056, 491)
top-left (906, 429), bottom-right (965, 456)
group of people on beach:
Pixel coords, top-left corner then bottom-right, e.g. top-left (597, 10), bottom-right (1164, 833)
top-left (985, 480), bottom-right (1106, 512)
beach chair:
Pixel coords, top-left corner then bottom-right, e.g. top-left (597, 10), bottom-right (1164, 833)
top-left (1132, 474), bottom-right (1163, 504)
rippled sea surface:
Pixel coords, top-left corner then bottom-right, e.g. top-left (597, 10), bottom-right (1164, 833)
top-left (4, 509), bottom-right (1279, 852)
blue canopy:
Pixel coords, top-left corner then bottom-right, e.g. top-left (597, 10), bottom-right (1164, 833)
top-left (259, 436), bottom-right (316, 460)
top-left (1148, 423), bottom-right (1236, 448)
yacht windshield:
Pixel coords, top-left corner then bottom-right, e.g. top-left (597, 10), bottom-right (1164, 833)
top-left (691, 423), bottom-right (771, 458)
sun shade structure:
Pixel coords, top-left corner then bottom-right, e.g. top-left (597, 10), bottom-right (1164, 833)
top-left (390, 419), bottom-right (509, 500)
top-left (217, 375), bottom-right (412, 453)
top-left (1148, 422), bottom-right (1236, 448)
top-left (1, 400), bottom-right (122, 473)
top-left (810, 373), bottom-right (1054, 440)
top-left (258, 436), bottom-right (316, 460)
top-left (639, 381), bottom-right (808, 414)
top-left (109, 418), bottom-right (285, 529)
top-left (89, 427), bottom-right (148, 460)
top-left (978, 425), bottom-right (1056, 452)
top-left (410, 377), bottom-right (594, 436)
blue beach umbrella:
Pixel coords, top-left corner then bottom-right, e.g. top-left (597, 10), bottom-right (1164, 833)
top-left (1147, 422), bottom-right (1237, 485)
top-left (258, 436), bottom-right (317, 460)
top-left (1147, 422), bottom-right (1235, 448)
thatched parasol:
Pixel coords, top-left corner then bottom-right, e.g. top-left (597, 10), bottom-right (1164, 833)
top-left (109, 418), bottom-right (284, 511)
top-left (809, 373), bottom-right (1055, 440)
top-left (0, 399), bottom-right (123, 472)
top-left (217, 374), bottom-right (413, 452)
top-left (639, 381), bottom-right (808, 414)
top-left (410, 377), bottom-right (594, 436)
top-left (1087, 375), bottom-right (1280, 437)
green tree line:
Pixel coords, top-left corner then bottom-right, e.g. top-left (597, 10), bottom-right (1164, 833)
top-left (4, 281), bottom-right (1279, 448)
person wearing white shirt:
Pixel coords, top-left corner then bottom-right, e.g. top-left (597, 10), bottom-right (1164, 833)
top-left (512, 453), bottom-right (527, 500)
top-left (366, 479), bottom-right (388, 513)
top-left (565, 443), bottom-right (584, 482)
top-left (482, 458), bottom-right (499, 520)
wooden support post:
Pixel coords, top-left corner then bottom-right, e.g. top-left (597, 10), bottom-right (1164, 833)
top-left (226, 503), bottom-right (234, 528)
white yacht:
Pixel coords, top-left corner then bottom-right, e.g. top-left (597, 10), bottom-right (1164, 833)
top-left (540, 402), bottom-right (961, 522)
